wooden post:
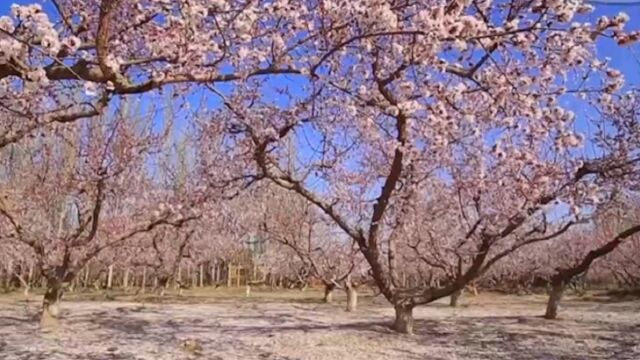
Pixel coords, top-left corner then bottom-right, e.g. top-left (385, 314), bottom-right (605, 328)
top-left (28, 262), bottom-right (34, 286)
top-left (141, 267), bottom-right (147, 293)
top-left (84, 266), bottom-right (90, 288)
top-left (123, 268), bottom-right (130, 289)
top-left (252, 264), bottom-right (257, 282)
top-left (211, 264), bottom-right (218, 286)
top-left (5, 259), bottom-right (13, 289)
top-left (107, 264), bottom-right (114, 289)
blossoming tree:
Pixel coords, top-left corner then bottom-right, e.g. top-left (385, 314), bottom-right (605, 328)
top-left (1, 0), bottom-right (640, 335)
top-left (0, 107), bottom-right (197, 324)
top-left (200, 1), bottom-right (640, 333)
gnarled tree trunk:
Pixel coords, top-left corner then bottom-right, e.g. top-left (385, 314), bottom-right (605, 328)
top-left (345, 282), bottom-right (357, 311)
top-left (157, 276), bottom-right (169, 297)
top-left (449, 289), bottom-right (463, 307)
top-left (323, 283), bottom-right (336, 303)
top-left (545, 277), bottom-right (566, 320)
top-left (392, 304), bottom-right (414, 334)
top-left (41, 281), bottom-right (63, 326)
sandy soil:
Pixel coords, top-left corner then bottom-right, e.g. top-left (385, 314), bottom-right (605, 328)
top-left (0, 290), bottom-right (639, 360)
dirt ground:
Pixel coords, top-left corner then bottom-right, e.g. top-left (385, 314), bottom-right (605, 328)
top-left (0, 289), bottom-right (639, 360)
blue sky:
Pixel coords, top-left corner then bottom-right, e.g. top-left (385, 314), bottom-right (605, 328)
top-left (591, 3), bottom-right (640, 85)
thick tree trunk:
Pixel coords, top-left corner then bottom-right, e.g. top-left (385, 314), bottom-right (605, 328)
top-left (392, 304), bottom-right (415, 334)
top-left (323, 284), bottom-right (335, 303)
top-left (450, 289), bottom-right (463, 307)
top-left (41, 283), bottom-right (63, 326)
top-left (345, 286), bottom-right (358, 312)
top-left (158, 276), bottom-right (169, 297)
top-left (545, 278), bottom-right (566, 320)
top-left (68, 277), bottom-right (77, 292)
top-left (199, 264), bottom-right (204, 287)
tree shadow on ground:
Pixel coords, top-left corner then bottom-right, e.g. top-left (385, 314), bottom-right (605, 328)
top-left (578, 290), bottom-right (640, 304)
top-left (7, 302), bottom-right (640, 360)
top-left (91, 315), bottom-right (153, 335)
top-left (408, 315), bottom-right (640, 360)
top-left (9, 349), bottom-right (132, 360)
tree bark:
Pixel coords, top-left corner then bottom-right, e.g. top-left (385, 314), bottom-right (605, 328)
top-left (213, 263), bottom-right (219, 284)
top-left (83, 266), bottom-right (90, 288)
top-left (107, 264), bottom-right (114, 289)
top-left (450, 289), bottom-right (463, 307)
top-left (323, 283), bottom-right (335, 303)
top-left (15, 272), bottom-right (30, 298)
top-left (41, 282), bottom-right (63, 326)
top-left (392, 304), bottom-right (415, 334)
top-left (141, 267), bottom-right (147, 293)
top-left (28, 262), bottom-right (34, 282)
top-left (345, 286), bottom-right (358, 312)
top-left (469, 283), bottom-right (479, 296)
top-left (545, 278), bottom-right (566, 320)
top-left (123, 268), bottom-right (130, 289)
top-left (177, 265), bottom-right (182, 289)
top-left (5, 259), bottom-right (13, 290)
top-left (158, 276), bottom-right (169, 296)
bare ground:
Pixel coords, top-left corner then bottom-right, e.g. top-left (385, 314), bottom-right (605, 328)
top-left (0, 289), bottom-right (639, 360)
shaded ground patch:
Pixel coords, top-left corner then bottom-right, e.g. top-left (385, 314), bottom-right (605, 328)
top-left (0, 292), bottom-right (639, 360)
